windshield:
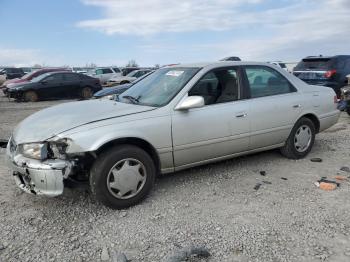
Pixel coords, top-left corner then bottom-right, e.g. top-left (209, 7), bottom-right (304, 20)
top-left (119, 67), bottom-right (199, 107)
top-left (31, 72), bottom-right (51, 82)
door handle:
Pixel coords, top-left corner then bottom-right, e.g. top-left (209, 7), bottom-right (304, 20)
top-left (293, 104), bottom-right (301, 108)
top-left (235, 113), bottom-right (247, 118)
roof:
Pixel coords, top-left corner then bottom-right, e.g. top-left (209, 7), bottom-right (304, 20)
top-left (168, 61), bottom-right (275, 69)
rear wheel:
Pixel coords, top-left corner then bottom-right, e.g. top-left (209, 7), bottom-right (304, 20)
top-left (23, 90), bottom-right (38, 102)
top-left (81, 86), bottom-right (93, 99)
top-left (90, 145), bottom-right (156, 209)
top-left (280, 117), bottom-right (315, 159)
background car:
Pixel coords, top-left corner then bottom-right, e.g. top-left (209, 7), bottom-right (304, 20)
top-left (293, 55), bottom-right (350, 97)
top-left (88, 67), bottom-right (122, 84)
top-left (0, 68), bottom-right (25, 85)
top-left (269, 61), bottom-right (289, 71)
top-left (93, 70), bottom-right (155, 99)
top-left (220, 56), bottom-right (241, 61)
top-left (121, 67), bottom-right (139, 76)
top-left (1, 68), bottom-right (70, 93)
top-left (106, 69), bottom-right (153, 86)
top-left (6, 71), bottom-right (101, 102)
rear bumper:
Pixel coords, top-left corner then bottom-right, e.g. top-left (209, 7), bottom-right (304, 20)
top-left (6, 143), bottom-right (72, 197)
top-left (319, 110), bottom-right (341, 132)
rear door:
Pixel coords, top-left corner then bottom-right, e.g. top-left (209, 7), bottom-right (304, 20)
top-left (243, 66), bottom-right (302, 149)
top-left (62, 73), bottom-right (81, 97)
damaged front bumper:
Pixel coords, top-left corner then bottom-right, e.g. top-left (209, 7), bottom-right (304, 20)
top-left (6, 141), bottom-right (73, 197)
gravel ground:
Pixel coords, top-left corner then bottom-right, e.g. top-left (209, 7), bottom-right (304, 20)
top-left (1, 96), bottom-right (350, 262)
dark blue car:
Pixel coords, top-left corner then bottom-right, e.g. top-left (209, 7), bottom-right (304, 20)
top-left (293, 55), bottom-right (350, 97)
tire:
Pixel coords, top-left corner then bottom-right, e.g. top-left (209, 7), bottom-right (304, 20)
top-left (81, 86), bottom-right (93, 99)
top-left (280, 117), bottom-right (315, 159)
top-left (346, 106), bottom-right (350, 116)
top-left (23, 90), bottom-right (38, 102)
top-left (90, 145), bottom-right (156, 209)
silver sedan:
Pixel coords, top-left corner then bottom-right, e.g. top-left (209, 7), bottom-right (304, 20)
top-left (6, 62), bottom-right (340, 209)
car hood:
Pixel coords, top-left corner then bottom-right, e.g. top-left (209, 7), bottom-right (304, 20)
top-left (8, 81), bottom-right (36, 90)
top-left (13, 99), bottom-right (156, 144)
top-left (4, 78), bottom-right (23, 84)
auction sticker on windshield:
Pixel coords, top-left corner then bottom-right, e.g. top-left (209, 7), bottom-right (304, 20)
top-left (166, 70), bottom-right (184, 77)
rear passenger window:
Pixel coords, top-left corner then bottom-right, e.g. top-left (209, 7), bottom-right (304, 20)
top-left (245, 66), bottom-right (295, 98)
top-left (64, 73), bottom-right (80, 81)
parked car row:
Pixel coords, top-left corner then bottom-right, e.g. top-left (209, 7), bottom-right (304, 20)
top-left (0, 67), bottom-right (25, 85)
top-left (93, 71), bottom-right (155, 99)
top-left (2, 70), bottom-right (101, 102)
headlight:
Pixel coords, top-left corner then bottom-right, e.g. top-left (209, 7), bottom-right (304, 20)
top-left (18, 143), bottom-right (48, 160)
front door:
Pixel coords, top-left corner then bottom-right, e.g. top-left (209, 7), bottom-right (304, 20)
top-left (172, 67), bottom-right (250, 168)
top-left (38, 73), bottom-right (66, 99)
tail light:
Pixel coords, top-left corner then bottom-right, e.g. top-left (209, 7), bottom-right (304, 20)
top-left (324, 69), bottom-right (336, 78)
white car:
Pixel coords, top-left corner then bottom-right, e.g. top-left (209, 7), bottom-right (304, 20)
top-left (269, 62), bottom-right (289, 72)
top-left (6, 61), bottom-right (339, 209)
top-left (89, 67), bottom-right (122, 84)
top-left (107, 69), bottom-right (152, 85)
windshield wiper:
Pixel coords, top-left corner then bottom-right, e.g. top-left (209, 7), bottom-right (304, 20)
top-left (122, 95), bottom-right (140, 104)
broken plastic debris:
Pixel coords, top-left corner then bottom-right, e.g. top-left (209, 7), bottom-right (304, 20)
top-left (319, 182), bottom-right (337, 191)
top-left (335, 175), bottom-right (348, 181)
top-left (340, 166), bottom-right (350, 173)
top-left (260, 171), bottom-right (266, 176)
top-left (262, 181), bottom-right (272, 185)
top-left (310, 158), bottom-right (323, 162)
top-left (315, 178), bottom-right (339, 191)
top-left (166, 245), bottom-right (210, 262)
top-left (254, 183), bottom-right (262, 190)
top-left (281, 177), bottom-right (288, 180)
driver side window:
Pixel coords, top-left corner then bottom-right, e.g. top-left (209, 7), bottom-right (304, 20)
top-left (188, 68), bottom-right (240, 105)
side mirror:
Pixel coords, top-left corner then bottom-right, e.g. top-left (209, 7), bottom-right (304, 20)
top-left (175, 96), bottom-right (205, 111)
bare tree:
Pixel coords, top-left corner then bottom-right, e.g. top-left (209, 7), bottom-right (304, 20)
top-left (126, 60), bottom-right (138, 67)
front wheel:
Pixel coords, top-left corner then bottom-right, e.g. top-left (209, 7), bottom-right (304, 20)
top-left (280, 117), bottom-right (316, 159)
top-left (23, 90), bottom-right (38, 102)
top-left (346, 106), bottom-right (350, 116)
top-left (90, 145), bottom-right (156, 209)
top-left (81, 86), bottom-right (93, 99)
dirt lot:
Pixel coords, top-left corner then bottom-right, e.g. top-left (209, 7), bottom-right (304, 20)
top-left (1, 96), bottom-right (350, 262)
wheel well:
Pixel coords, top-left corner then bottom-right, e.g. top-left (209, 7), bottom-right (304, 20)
top-left (301, 114), bottom-right (320, 133)
top-left (95, 138), bottom-right (161, 172)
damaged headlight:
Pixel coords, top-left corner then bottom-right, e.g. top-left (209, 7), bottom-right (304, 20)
top-left (18, 143), bottom-right (48, 160)
top-left (48, 139), bottom-right (69, 159)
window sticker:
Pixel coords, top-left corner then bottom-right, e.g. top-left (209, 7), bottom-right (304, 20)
top-left (166, 70), bottom-right (184, 77)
